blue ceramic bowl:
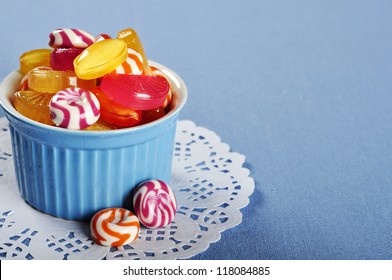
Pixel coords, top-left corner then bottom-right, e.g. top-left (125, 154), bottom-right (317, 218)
top-left (0, 61), bottom-right (187, 221)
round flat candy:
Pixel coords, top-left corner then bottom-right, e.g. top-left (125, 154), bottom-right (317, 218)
top-left (73, 39), bottom-right (128, 80)
top-left (49, 28), bottom-right (95, 48)
top-left (92, 87), bottom-right (142, 127)
top-left (100, 74), bottom-right (170, 110)
top-left (133, 180), bottom-right (177, 229)
top-left (49, 87), bottom-right (100, 129)
top-left (113, 48), bottom-right (143, 75)
top-left (28, 68), bottom-right (96, 93)
top-left (50, 48), bottom-right (84, 71)
top-left (150, 66), bottom-right (172, 109)
top-left (117, 27), bottom-right (150, 72)
top-left (90, 208), bottom-right (140, 247)
top-left (14, 90), bottom-right (55, 125)
top-left (19, 48), bottom-right (52, 75)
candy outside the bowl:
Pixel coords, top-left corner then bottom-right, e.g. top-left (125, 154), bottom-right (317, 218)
top-left (0, 27), bottom-right (187, 221)
top-left (133, 180), bottom-right (177, 229)
top-left (90, 208), bottom-right (140, 247)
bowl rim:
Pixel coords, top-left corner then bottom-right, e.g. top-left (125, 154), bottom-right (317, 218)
top-left (0, 60), bottom-right (187, 136)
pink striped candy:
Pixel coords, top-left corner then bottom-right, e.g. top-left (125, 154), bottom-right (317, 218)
top-left (133, 180), bottom-right (177, 229)
top-left (49, 28), bottom-right (95, 49)
top-left (95, 33), bottom-right (111, 42)
top-left (90, 208), bottom-right (140, 247)
top-left (49, 87), bottom-right (100, 129)
top-left (114, 48), bottom-right (144, 75)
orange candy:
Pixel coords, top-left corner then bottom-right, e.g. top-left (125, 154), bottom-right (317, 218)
top-left (14, 91), bottom-right (54, 125)
top-left (19, 49), bottom-right (52, 75)
top-left (91, 87), bottom-right (141, 128)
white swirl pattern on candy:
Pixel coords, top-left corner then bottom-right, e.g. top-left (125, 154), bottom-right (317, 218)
top-left (133, 180), bottom-right (177, 229)
top-left (49, 87), bottom-right (100, 129)
top-left (90, 208), bottom-right (140, 247)
top-left (49, 28), bottom-right (95, 49)
top-left (114, 48), bottom-right (144, 75)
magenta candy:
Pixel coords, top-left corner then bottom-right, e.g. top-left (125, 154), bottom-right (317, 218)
top-left (132, 180), bottom-right (177, 229)
top-left (100, 74), bottom-right (170, 110)
top-left (49, 28), bottom-right (95, 48)
top-left (50, 48), bottom-right (84, 71)
top-left (49, 87), bottom-right (100, 129)
top-left (95, 33), bottom-right (111, 42)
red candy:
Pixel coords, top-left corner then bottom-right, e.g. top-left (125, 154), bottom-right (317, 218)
top-left (140, 107), bottom-right (166, 125)
top-left (95, 33), bottom-right (111, 42)
top-left (100, 74), bottom-right (170, 110)
top-left (49, 28), bottom-right (95, 49)
top-left (92, 87), bottom-right (141, 127)
top-left (50, 48), bottom-right (84, 71)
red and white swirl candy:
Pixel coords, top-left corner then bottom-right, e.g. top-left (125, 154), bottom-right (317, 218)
top-left (114, 48), bottom-right (144, 75)
top-left (49, 28), bottom-right (95, 49)
top-left (95, 33), bottom-right (111, 42)
top-left (133, 180), bottom-right (177, 229)
top-left (90, 208), bottom-right (140, 247)
top-left (49, 87), bottom-right (100, 129)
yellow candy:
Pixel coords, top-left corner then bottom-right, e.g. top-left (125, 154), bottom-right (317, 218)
top-left (28, 69), bottom-right (96, 93)
top-left (117, 28), bottom-right (151, 73)
top-left (14, 90), bottom-right (55, 125)
top-left (73, 39), bottom-right (128, 79)
top-left (83, 119), bottom-right (117, 131)
top-left (19, 49), bottom-right (52, 75)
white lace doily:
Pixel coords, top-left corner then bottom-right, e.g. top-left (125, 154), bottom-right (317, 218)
top-left (0, 117), bottom-right (254, 260)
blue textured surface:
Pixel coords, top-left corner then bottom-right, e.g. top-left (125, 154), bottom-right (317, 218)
top-left (1, 0), bottom-right (392, 259)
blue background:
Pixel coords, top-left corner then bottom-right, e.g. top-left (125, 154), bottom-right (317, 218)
top-left (1, 0), bottom-right (392, 259)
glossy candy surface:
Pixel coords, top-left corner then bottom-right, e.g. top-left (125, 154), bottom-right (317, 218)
top-left (90, 208), bottom-right (140, 246)
top-left (28, 68), bottom-right (96, 93)
top-left (19, 49), bottom-right (52, 75)
top-left (49, 87), bottom-right (100, 129)
top-left (133, 180), bottom-right (177, 229)
top-left (14, 90), bottom-right (54, 125)
top-left (113, 48), bottom-right (143, 75)
top-left (92, 87), bottom-right (141, 127)
top-left (140, 107), bottom-right (166, 125)
top-left (49, 28), bottom-right (95, 48)
top-left (95, 33), bottom-right (111, 42)
top-left (117, 28), bottom-right (150, 73)
top-left (18, 66), bottom-right (52, 91)
top-left (100, 74), bottom-right (169, 110)
top-left (50, 48), bottom-right (84, 71)
top-left (14, 27), bottom-right (176, 131)
top-left (73, 39), bottom-right (128, 80)
top-left (151, 66), bottom-right (172, 108)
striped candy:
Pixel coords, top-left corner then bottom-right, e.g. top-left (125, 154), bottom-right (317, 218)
top-left (90, 208), bottom-right (140, 247)
top-left (114, 48), bottom-right (144, 75)
top-left (133, 180), bottom-right (177, 229)
top-left (95, 33), bottom-right (111, 42)
top-left (49, 87), bottom-right (100, 129)
top-left (49, 28), bottom-right (95, 49)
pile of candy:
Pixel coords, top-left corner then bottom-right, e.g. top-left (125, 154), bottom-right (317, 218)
top-left (15, 28), bottom-right (173, 130)
top-left (90, 179), bottom-right (177, 247)
top-left (15, 28), bottom-right (179, 247)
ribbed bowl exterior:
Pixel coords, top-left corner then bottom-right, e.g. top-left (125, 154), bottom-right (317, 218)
top-left (0, 62), bottom-right (187, 221)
